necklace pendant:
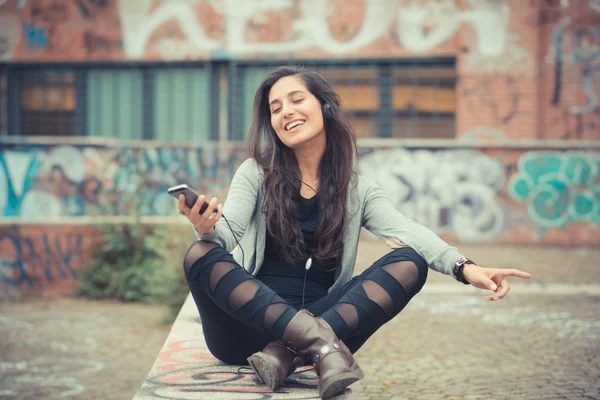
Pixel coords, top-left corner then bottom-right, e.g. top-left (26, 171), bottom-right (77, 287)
top-left (305, 257), bottom-right (313, 270)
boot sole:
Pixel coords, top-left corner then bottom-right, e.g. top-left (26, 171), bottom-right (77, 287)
top-left (247, 352), bottom-right (283, 390)
top-left (319, 363), bottom-right (364, 399)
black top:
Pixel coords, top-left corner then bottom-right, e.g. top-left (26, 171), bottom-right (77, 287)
top-left (257, 193), bottom-right (335, 307)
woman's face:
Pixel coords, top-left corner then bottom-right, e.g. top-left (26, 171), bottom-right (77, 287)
top-left (268, 75), bottom-right (325, 150)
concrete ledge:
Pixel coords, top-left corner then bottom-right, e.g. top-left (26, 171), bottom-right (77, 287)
top-left (134, 294), bottom-right (353, 399)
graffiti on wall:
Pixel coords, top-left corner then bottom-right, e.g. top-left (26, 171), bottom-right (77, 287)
top-left (119, 0), bottom-right (531, 68)
top-left (542, 0), bottom-right (600, 140)
top-left (358, 148), bottom-right (507, 242)
top-left (550, 21), bottom-right (600, 136)
top-left (0, 0), bottom-right (122, 58)
top-left (508, 152), bottom-right (599, 228)
top-left (359, 148), bottom-right (599, 241)
top-left (0, 14), bottom-right (20, 59)
top-left (0, 0), bottom-right (27, 8)
top-left (397, 0), bottom-right (532, 72)
top-left (4, 144), bottom-right (596, 237)
top-left (0, 145), bottom-right (245, 218)
top-left (0, 0), bottom-right (531, 67)
top-left (0, 229), bottom-right (84, 293)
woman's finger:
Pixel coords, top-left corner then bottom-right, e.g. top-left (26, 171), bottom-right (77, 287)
top-left (177, 194), bottom-right (188, 213)
top-left (191, 194), bottom-right (206, 216)
top-left (493, 278), bottom-right (510, 300)
top-left (481, 276), bottom-right (498, 292)
top-left (501, 269), bottom-right (532, 279)
top-left (203, 197), bottom-right (219, 218)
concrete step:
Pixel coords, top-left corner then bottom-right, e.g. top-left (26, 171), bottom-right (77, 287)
top-left (133, 294), bottom-right (353, 399)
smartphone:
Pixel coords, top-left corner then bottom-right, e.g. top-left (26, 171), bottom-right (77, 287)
top-left (167, 184), bottom-right (218, 214)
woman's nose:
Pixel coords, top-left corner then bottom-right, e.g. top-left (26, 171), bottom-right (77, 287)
top-left (282, 102), bottom-right (295, 117)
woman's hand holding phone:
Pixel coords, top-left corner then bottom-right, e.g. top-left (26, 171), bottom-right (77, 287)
top-left (177, 194), bottom-right (223, 234)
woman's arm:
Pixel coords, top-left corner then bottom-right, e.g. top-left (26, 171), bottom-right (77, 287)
top-left (362, 180), bottom-right (465, 278)
top-left (193, 158), bottom-right (261, 252)
top-left (362, 179), bottom-right (532, 296)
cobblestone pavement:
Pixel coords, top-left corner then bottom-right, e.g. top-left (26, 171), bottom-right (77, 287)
top-left (351, 292), bottom-right (599, 400)
top-left (0, 299), bottom-right (170, 400)
top-left (351, 242), bottom-right (600, 400)
top-left (0, 241), bottom-right (598, 400)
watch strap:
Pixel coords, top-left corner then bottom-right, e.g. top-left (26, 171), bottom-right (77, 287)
top-left (453, 257), bottom-right (475, 285)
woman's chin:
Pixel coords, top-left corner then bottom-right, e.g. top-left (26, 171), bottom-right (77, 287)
top-left (283, 131), bottom-right (322, 149)
top-left (285, 137), bottom-right (310, 149)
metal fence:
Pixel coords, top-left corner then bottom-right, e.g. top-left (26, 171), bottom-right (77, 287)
top-left (0, 57), bottom-right (456, 142)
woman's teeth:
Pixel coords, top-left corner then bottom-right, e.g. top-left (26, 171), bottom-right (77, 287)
top-left (286, 120), bottom-right (304, 131)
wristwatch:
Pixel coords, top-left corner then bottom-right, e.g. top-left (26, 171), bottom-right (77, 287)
top-left (453, 257), bottom-right (475, 285)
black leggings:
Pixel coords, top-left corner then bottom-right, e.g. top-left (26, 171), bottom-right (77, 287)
top-left (184, 242), bottom-right (428, 365)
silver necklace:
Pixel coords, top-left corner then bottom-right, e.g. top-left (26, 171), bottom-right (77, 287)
top-left (301, 180), bottom-right (319, 193)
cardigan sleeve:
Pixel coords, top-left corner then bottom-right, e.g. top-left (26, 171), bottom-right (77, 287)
top-left (361, 179), bottom-right (465, 278)
top-left (193, 158), bottom-right (260, 252)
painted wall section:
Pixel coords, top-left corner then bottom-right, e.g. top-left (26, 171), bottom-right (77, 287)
top-left (508, 151), bottom-right (599, 228)
top-left (0, 0), bottom-right (527, 61)
top-left (1, 144), bottom-right (598, 244)
top-left (0, 144), bottom-right (246, 218)
top-left (357, 146), bottom-right (599, 246)
top-left (0, 225), bottom-right (94, 299)
top-left (1, 145), bottom-right (598, 299)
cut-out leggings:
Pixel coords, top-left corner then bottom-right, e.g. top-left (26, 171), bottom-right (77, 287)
top-left (184, 241), bottom-right (428, 365)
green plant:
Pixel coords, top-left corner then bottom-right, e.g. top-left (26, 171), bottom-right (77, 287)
top-left (77, 221), bottom-right (193, 323)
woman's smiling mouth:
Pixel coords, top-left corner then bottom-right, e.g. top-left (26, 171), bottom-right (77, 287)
top-left (285, 120), bottom-right (305, 132)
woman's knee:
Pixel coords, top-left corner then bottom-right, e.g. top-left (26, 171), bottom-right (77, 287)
top-left (385, 247), bottom-right (428, 286)
top-left (183, 241), bottom-right (220, 277)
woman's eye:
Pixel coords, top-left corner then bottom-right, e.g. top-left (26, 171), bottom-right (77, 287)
top-left (293, 99), bottom-right (304, 104)
top-left (272, 108), bottom-right (281, 114)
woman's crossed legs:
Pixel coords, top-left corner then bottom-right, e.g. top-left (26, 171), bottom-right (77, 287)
top-left (184, 242), bottom-right (428, 365)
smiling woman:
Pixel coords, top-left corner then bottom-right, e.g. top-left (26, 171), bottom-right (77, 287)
top-left (177, 65), bottom-right (531, 399)
top-left (248, 67), bottom-right (356, 267)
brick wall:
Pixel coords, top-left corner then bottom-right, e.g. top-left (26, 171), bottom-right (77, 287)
top-left (1, 1), bottom-right (598, 141)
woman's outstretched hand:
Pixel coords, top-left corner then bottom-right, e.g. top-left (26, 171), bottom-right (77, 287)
top-left (462, 264), bottom-right (532, 301)
top-left (177, 194), bottom-right (223, 234)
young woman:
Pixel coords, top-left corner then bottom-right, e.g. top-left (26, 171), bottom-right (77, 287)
top-left (177, 65), bottom-right (531, 399)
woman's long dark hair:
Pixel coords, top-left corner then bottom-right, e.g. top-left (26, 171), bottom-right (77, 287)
top-left (247, 65), bottom-right (358, 270)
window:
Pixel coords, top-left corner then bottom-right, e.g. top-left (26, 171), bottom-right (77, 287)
top-left (87, 69), bottom-right (143, 140)
top-left (20, 70), bottom-right (76, 136)
top-left (153, 67), bottom-right (210, 142)
top-left (7, 59), bottom-right (455, 140)
top-left (320, 67), bottom-right (380, 139)
top-left (392, 66), bottom-right (456, 139)
top-left (0, 68), bottom-right (6, 136)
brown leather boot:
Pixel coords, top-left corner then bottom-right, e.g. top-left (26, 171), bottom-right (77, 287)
top-left (247, 341), bottom-right (303, 390)
top-left (282, 309), bottom-right (364, 399)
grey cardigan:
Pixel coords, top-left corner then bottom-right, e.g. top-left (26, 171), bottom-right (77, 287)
top-left (195, 158), bottom-right (465, 293)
